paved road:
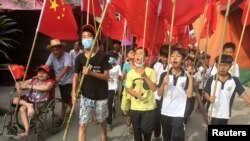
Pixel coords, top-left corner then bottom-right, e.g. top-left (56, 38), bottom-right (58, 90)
top-left (0, 86), bottom-right (249, 141)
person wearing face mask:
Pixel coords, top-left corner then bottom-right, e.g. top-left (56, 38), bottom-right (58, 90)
top-left (72, 24), bottom-right (112, 141)
top-left (125, 47), bottom-right (157, 141)
top-left (106, 51), bottom-right (122, 131)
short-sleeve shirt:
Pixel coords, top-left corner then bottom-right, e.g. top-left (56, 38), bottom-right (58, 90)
top-left (125, 67), bottom-right (157, 111)
top-left (108, 65), bottom-right (122, 90)
top-left (75, 50), bottom-right (112, 100)
top-left (46, 52), bottom-right (74, 85)
top-left (203, 74), bottom-right (245, 119)
top-left (69, 49), bottom-right (83, 66)
top-left (158, 68), bottom-right (190, 117)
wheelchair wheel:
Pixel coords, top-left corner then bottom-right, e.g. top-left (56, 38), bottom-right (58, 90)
top-left (1, 111), bottom-right (18, 136)
top-left (44, 98), bottom-right (66, 134)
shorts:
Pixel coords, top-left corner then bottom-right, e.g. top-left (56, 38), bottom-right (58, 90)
top-left (79, 96), bottom-right (108, 124)
top-left (59, 84), bottom-right (72, 104)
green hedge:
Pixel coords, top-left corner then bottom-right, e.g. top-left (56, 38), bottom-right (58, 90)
top-left (239, 69), bottom-right (250, 85)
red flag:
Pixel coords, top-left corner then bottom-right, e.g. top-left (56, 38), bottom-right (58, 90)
top-left (102, 5), bottom-right (125, 40)
top-left (160, 0), bottom-right (206, 26)
top-left (82, 0), bottom-right (102, 17)
top-left (38, 0), bottom-right (78, 40)
top-left (201, 0), bottom-right (217, 38)
top-left (8, 64), bottom-right (25, 80)
top-left (241, 0), bottom-right (250, 26)
top-left (112, 0), bottom-right (165, 53)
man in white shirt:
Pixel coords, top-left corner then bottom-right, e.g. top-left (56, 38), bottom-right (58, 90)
top-left (69, 41), bottom-right (83, 66)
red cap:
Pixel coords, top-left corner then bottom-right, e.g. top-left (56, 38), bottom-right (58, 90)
top-left (37, 65), bottom-right (50, 74)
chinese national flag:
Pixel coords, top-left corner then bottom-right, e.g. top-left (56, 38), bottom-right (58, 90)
top-left (82, 0), bottom-right (102, 17)
top-left (38, 0), bottom-right (78, 40)
top-left (8, 65), bottom-right (25, 80)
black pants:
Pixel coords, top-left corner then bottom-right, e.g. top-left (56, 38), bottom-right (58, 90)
top-left (184, 96), bottom-right (195, 123)
top-left (59, 84), bottom-right (72, 104)
top-left (130, 109), bottom-right (157, 141)
top-left (197, 89), bottom-right (207, 110)
top-left (154, 100), bottom-right (162, 137)
top-left (211, 117), bottom-right (228, 125)
top-left (161, 115), bottom-right (185, 141)
top-left (107, 90), bottom-right (115, 125)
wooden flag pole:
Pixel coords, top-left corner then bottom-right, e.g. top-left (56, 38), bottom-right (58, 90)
top-left (149, 0), bottom-right (162, 65)
top-left (137, 0), bottom-right (150, 101)
top-left (121, 20), bottom-right (127, 66)
top-left (148, 13), bottom-right (160, 66)
top-left (91, 0), bottom-right (99, 48)
top-left (62, 1), bottom-right (110, 140)
top-left (86, 0), bottom-right (90, 24)
top-left (208, 0), bottom-right (232, 124)
top-left (166, 0), bottom-right (176, 75)
top-left (232, 0), bottom-right (250, 76)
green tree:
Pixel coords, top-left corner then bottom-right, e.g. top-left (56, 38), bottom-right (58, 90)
top-left (0, 15), bottom-right (21, 62)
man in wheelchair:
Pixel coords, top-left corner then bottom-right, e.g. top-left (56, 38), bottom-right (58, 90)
top-left (12, 65), bottom-right (55, 138)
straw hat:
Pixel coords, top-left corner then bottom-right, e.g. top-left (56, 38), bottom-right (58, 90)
top-left (46, 39), bottom-right (64, 50)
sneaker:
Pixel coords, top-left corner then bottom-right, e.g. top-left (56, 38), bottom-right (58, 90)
top-left (107, 124), bottom-right (112, 131)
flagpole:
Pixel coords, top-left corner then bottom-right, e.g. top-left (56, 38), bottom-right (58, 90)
top-left (142, 0), bottom-right (150, 50)
top-left (149, 0), bottom-right (163, 66)
top-left (136, 0), bottom-right (150, 101)
top-left (91, 0), bottom-right (99, 47)
top-left (62, 1), bottom-right (110, 140)
top-left (81, 0), bottom-right (84, 29)
top-left (121, 20), bottom-right (127, 66)
top-left (87, 0), bottom-right (90, 24)
top-left (11, 0), bottom-right (47, 128)
top-left (149, 12), bottom-right (160, 66)
top-left (232, 0), bottom-right (250, 76)
top-left (8, 65), bottom-right (17, 84)
top-left (208, 0), bottom-right (232, 125)
top-left (166, 0), bottom-right (176, 76)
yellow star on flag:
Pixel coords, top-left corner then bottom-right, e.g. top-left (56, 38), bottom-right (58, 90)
top-left (50, 0), bottom-right (59, 12)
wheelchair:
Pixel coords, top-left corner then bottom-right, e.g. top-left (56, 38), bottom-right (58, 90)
top-left (0, 88), bottom-right (66, 140)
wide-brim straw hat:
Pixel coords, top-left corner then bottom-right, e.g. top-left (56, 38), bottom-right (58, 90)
top-left (46, 39), bottom-right (65, 50)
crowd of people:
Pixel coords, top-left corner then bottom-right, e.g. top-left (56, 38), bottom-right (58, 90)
top-left (12, 24), bottom-right (250, 141)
